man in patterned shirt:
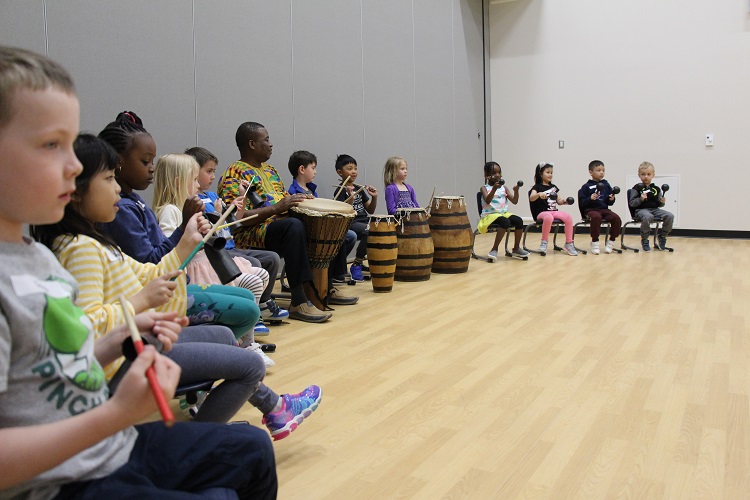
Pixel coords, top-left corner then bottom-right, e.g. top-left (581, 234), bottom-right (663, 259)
top-left (219, 122), bottom-right (357, 323)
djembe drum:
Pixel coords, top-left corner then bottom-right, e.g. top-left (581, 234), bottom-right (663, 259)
top-left (429, 196), bottom-right (473, 273)
top-left (366, 215), bottom-right (399, 292)
top-left (394, 208), bottom-right (433, 282)
top-left (290, 198), bottom-right (355, 303)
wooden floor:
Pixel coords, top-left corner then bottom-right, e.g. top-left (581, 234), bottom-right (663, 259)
top-left (226, 235), bottom-right (750, 498)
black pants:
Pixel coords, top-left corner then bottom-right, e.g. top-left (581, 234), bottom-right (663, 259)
top-left (262, 217), bottom-right (313, 288)
top-left (56, 422), bottom-right (277, 499)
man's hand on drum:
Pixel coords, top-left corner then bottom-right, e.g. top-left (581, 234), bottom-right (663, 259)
top-left (275, 193), bottom-right (312, 214)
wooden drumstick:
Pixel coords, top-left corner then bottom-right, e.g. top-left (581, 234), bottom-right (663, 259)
top-left (426, 185), bottom-right (437, 214)
top-left (118, 295), bottom-right (174, 427)
top-left (345, 184), bottom-right (367, 203)
top-left (216, 213), bottom-right (258, 230)
top-left (176, 204), bottom-right (236, 273)
top-left (333, 176), bottom-right (351, 199)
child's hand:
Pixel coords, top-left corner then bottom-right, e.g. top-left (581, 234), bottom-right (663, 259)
top-left (181, 196), bottom-right (204, 226)
top-left (609, 194), bottom-right (615, 201)
top-left (213, 198), bottom-right (223, 213)
top-left (591, 193), bottom-right (599, 200)
top-left (132, 270), bottom-right (181, 311)
top-left (366, 185), bottom-right (378, 197)
top-left (659, 197), bottom-right (665, 204)
top-left (641, 192), bottom-right (648, 200)
top-left (184, 212), bottom-right (209, 245)
top-left (133, 310), bottom-right (187, 352)
top-left (539, 192), bottom-right (547, 200)
top-left (110, 345), bottom-right (181, 422)
top-left (239, 180), bottom-right (250, 196)
top-left (512, 184), bottom-right (519, 192)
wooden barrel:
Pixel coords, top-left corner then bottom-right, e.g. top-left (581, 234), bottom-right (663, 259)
top-left (366, 215), bottom-right (398, 292)
top-left (394, 208), bottom-right (433, 282)
top-left (428, 196), bottom-right (473, 273)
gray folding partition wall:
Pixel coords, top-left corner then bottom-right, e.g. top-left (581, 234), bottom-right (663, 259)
top-left (1, 0), bottom-right (488, 221)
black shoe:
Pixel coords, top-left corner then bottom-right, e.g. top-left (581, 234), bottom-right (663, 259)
top-left (260, 343), bottom-right (276, 353)
top-left (327, 287), bottom-right (359, 305)
top-left (331, 275), bottom-right (348, 285)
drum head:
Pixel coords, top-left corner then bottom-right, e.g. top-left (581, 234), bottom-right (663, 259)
top-left (293, 198), bottom-right (356, 216)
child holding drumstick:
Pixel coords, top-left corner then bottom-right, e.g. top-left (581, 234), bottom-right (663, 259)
top-left (32, 133), bottom-right (321, 435)
top-left (0, 45), bottom-right (277, 499)
top-left (333, 154), bottom-right (377, 282)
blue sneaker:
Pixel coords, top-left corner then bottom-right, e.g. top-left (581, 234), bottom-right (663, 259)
top-left (253, 320), bottom-right (270, 336)
top-left (350, 264), bottom-right (365, 282)
top-left (260, 299), bottom-right (289, 323)
top-left (642, 239), bottom-right (651, 252)
top-left (262, 385), bottom-right (322, 441)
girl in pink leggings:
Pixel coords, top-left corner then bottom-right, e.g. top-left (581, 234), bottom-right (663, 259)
top-left (528, 162), bottom-right (578, 256)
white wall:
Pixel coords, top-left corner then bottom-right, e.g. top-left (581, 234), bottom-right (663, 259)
top-left (489, 0), bottom-right (750, 231)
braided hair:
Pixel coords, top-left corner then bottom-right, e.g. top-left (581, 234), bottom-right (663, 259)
top-left (98, 111), bottom-right (150, 155)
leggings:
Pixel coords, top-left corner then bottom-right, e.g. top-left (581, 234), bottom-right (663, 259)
top-left (168, 325), bottom-right (279, 422)
top-left (229, 248), bottom-right (281, 303)
top-left (536, 210), bottom-right (574, 243)
top-left (186, 284), bottom-right (260, 339)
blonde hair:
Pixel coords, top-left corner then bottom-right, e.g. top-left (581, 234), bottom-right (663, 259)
top-left (383, 156), bottom-right (406, 186)
top-left (0, 47), bottom-right (75, 128)
top-left (638, 161), bottom-right (655, 173)
top-left (152, 153), bottom-right (199, 221)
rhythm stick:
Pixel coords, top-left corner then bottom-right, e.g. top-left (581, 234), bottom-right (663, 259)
top-left (333, 176), bottom-right (351, 199)
top-left (119, 295), bottom-right (174, 427)
top-left (176, 204), bottom-right (236, 273)
top-left (426, 185), bottom-right (437, 214)
top-left (345, 184), bottom-right (367, 203)
top-left (216, 213), bottom-right (258, 230)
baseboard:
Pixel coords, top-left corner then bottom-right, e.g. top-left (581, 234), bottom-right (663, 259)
top-left (521, 226), bottom-right (750, 239)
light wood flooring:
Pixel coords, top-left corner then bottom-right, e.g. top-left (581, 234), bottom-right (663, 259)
top-left (192, 235), bottom-right (750, 498)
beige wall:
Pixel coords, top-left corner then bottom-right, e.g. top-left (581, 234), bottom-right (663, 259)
top-left (489, 0), bottom-right (750, 231)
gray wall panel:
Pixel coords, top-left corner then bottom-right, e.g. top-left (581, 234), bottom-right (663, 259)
top-left (453, 0), bottom-right (486, 222)
top-left (45, 0), bottom-right (195, 162)
top-left (1, 0), bottom-right (487, 212)
top-left (361, 0), bottom-right (418, 196)
top-left (291, 0), bottom-right (365, 198)
top-left (413, 0), bottom-right (454, 200)
top-left (0, 1), bottom-right (47, 54)
top-left (194, 1), bottom-right (294, 186)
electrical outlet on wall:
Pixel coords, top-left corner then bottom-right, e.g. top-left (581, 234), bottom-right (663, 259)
top-left (705, 133), bottom-right (714, 146)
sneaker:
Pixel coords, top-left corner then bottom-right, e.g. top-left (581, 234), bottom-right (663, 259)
top-left (179, 390), bottom-right (208, 419)
top-left (538, 240), bottom-right (548, 253)
top-left (641, 239), bottom-right (651, 252)
top-left (487, 250), bottom-right (498, 262)
top-left (331, 275), bottom-right (348, 285)
top-left (328, 287), bottom-right (359, 306)
top-left (604, 240), bottom-right (615, 254)
top-left (511, 248), bottom-right (529, 259)
top-left (350, 264), bottom-right (365, 282)
top-left (657, 234), bottom-right (668, 250)
top-left (563, 242), bottom-right (578, 256)
top-left (289, 301), bottom-right (331, 323)
top-left (590, 241), bottom-right (600, 255)
top-left (253, 320), bottom-right (270, 337)
top-left (262, 385), bottom-right (322, 441)
top-left (260, 299), bottom-right (289, 322)
top-left (245, 342), bottom-right (275, 367)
